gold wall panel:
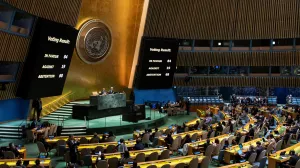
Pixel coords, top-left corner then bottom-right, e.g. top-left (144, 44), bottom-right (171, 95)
top-left (62, 0), bottom-right (144, 101)
top-left (144, 0), bottom-right (300, 39)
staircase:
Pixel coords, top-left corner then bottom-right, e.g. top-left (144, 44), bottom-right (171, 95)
top-left (61, 126), bottom-right (87, 136)
top-left (42, 102), bottom-right (80, 121)
top-left (0, 125), bottom-right (23, 139)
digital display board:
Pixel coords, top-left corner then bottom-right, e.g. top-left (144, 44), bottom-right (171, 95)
top-left (17, 17), bottom-right (78, 99)
top-left (135, 37), bottom-right (179, 89)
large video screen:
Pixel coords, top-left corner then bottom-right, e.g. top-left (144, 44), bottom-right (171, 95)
top-left (17, 18), bottom-right (78, 99)
top-left (136, 37), bottom-right (179, 89)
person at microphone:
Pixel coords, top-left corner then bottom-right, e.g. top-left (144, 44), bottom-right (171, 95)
top-left (108, 87), bottom-right (114, 94)
top-left (67, 135), bottom-right (80, 163)
top-left (99, 88), bottom-right (107, 95)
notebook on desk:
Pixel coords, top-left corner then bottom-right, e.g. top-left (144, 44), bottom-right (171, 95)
top-left (237, 149), bottom-right (243, 155)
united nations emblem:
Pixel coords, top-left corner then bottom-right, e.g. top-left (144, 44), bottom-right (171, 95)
top-left (76, 20), bottom-right (112, 64)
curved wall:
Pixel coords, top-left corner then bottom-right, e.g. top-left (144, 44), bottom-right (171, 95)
top-left (3, 0), bottom-right (82, 26)
top-left (144, 0), bottom-right (300, 40)
top-left (61, 0), bottom-right (144, 101)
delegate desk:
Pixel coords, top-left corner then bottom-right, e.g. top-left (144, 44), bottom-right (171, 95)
top-left (19, 148), bottom-right (26, 158)
top-left (90, 93), bottom-right (126, 110)
top-left (77, 140), bottom-right (136, 152)
top-left (186, 118), bottom-right (201, 127)
top-left (133, 127), bottom-right (176, 140)
top-left (236, 118), bottom-right (256, 136)
top-left (32, 127), bottom-right (50, 136)
top-left (158, 130), bottom-right (204, 146)
top-left (73, 93), bottom-right (128, 120)
top-left (1, 147), bottom-right (26, 158)
top-left (187, 134), bottom-right (231, 155)
top-left (268, 143), bottom-right (300, 168)
top-left (224, 138), bottom-right (268, 164)
top-left (124, 155), bottom-right (205, 168)
top-left (220, 162), bottom-right (252, 168)
top-left (46, 135), bottom-right (101, 145)
top-left (0, 158), bottom-right (51, 167)
top-left (91, 147), bottom-right (167, 162)
top-left (272, 114), bottom-right (280, 123)
top-left (259, 109), bottom-right (270, 117)
top-left (209, 106), bottom-right (219, 115)
top-left (221, 111), bottom-right (231, 120)
top-left (282, 108), bottom-right (298, 119)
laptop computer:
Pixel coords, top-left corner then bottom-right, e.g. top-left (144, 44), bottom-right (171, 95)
top-left (237, 149), bottom-right (243, 155)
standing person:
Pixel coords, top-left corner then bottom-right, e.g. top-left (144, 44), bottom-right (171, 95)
top-left (33, 98), bottom-right (42, 121)
top-left (67, 135), bottom-right (80, 164)
top-left (130, 90), bottom-right (135, 104)
top-left (186, 99), bottom-right (190, 115)
top-left (117, 139), bottom-right (128, 152)
top-left (37, 98), bottom-right (42, 121)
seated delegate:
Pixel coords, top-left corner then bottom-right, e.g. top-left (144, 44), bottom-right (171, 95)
top-left (99, 86), bottom-right (117, 95)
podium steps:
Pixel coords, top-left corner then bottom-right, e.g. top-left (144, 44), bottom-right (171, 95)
top-left (61, 126), bottom-right (87, 136)
top-left (0, 125), bottom-right (23, 139)
top-left (42, 102), bottom-right (80, 121)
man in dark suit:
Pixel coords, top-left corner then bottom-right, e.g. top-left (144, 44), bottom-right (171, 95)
top-left (36, 98), bottom-right (42, 121)
top-left (282, 150), bottom-right (299, 168)
top-left (91, 133), bottom-right (101, 143)
top-left (32, 98), bottom-right (42, 121)
top-left (67, 135), bottom-right (80, 163)
top-left (134, 139), bottom-right (144, 150)
top-left (8, 143), bottom-right (20, 158)
top-left (186, 99), bottom-right (190, 115)
top-left (236, 145), bottom-right (255, 163)
top-left (286, 115), bottom-right (293, 126)
top-left (100, 88), bottom-right (107, 95)
top-left (245, 124), bottom-right (255, 142)
top-left (255, 141), bottom-right (264, 160)
top-left (30, 119), bottom-right (39, 129)
top-left (283, 128), bottom-right (291, 145)
top-left (108, 87), bottom-right (114, 94)
top-left (164, 133), bottom-right (174, 148)
top-left (249, 124), bottom-right (255, 136)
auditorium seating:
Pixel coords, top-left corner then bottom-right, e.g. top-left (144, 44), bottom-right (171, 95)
top-left (2, 103), bottom-right (300, 168)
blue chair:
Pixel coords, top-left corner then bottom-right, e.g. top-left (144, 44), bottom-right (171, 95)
top-left (252, 156), bottom-right (267, 168)
top-left (212, 150), bottom-right (224, 166)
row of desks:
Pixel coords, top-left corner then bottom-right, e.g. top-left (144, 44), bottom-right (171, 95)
top-left (102, 147), bottom-right (167, 160)
top-left (158, 130), bottom-right (204, 146)
top-left (224, 138), bottom-right (269, 164)
top-left (133, 118), bottom-right (202, 140)
top-left (282, 108), bottom-right (298, 119)
top-left (122, 155), bottom-right (252, 168)
top-left (0, 158), bottom-right (51, 167)
top-left (187, 134), bottom-right (231, 155)
top-left (268, 142), bottom-right (300, 168)
top-left (78, 140), bottom-right (136, 151)
top-left (46, 135), bottom-right (96, 145)
top-left (124, 155), bottom-right (205, 168)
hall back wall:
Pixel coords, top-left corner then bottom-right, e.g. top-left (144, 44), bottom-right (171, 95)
top-left (61, 0), bottom-right (144, 101)
top-left (144, 0), bottom-right (300, 39)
